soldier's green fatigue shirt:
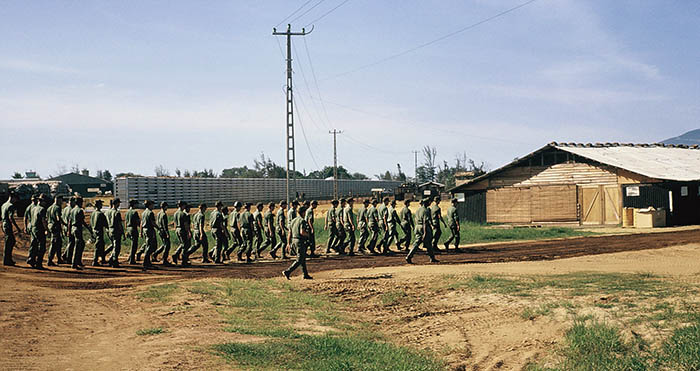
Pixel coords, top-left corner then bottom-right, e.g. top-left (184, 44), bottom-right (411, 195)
top-left (304, 208), bottom-right (314, 228)
top-left (107, 208), bottom-right (124, 236)
top-left (210, 210), bottom-right (224, 232)
top-left (156, 211), bottom-right (169, 236)
top-left (357, 206), bottom-right (367, 228)
top-left (377, 204), bottom-right (388, 228)
top-left (387, 206), bottom-right (398, 229)
top-left (229, 210), bottom-right (240, 232)
top-left (276, 208), bottom-right (287, 232)
top-left (125, 208), bottom-right (140, 234)
top-left (430, 205), bottom-right (442, 229)
top-left (263, 210), bottom-right (274, 235)
top-left (335, 207), bottom-right (344, 229)
top-left (400, 207), bottom-right (413, 229)
top-left (192, 211), bottom-right (205, 237)
top-left (24, 203), bottom-right (36, 229)
top-left (366, 205), bottom-right (378, 228)
top-left (62, 205), bottom-right (72, 232)
top-left (71, 206), bottom-right (87, 236)
top-left (47, 204), bottom-right (62, 233)
top-left (287, 208), bottom-right (297, 229)
top-left (91, 209), bottom-right (108, 233)
top-left (447, 206), bottom-right (459, 227)
top-left (343, 206), bottom-right (355, 229)
top-left (141, 209), bottom-right (156, 233)
top-left (325, 208), bottom-right (336, 229)
top-left (253, 210), bottom-right (263, 233)
top-left (173, 210), bottom-right (187, 231)
top-left (2, 200), bottom-right (16, 231)
top-left (239, 210), bottom-right (253, 230)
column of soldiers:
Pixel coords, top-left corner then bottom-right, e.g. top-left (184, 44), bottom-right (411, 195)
top-left (2, 192), bottom-right (463, 277)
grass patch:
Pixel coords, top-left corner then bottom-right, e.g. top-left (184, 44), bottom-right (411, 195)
top-left (659, 322), bottom-right (700, 370)
top-left (214, 334), bottom-right (444, 371)
top-left (379, 289), bottom-right (409, 306)
top-left (521, 303), bottom-right (560, 320)
top-left (137, 283), bottom-right (179, 302)
top-left (137, 327), bottom-right (166, 336)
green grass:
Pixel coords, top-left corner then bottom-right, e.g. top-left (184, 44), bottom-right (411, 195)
top-left (659, 322), bottom-right (700, 370)
top-left (136, 283), bottom-right (179, 302)
top-left (214, 334), bottom-right (444, 371)
top-left (521, 303), bottom-right (561, 320)
top-left (379, 289), bottom-right (409, 307)
top-left (137, 327), bottom-right (166, 336)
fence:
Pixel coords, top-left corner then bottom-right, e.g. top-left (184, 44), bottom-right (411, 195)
top-left (115, 177), bottom-right (402, 207)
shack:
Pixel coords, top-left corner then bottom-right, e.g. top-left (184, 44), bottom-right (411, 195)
top-left (417, 181), bottom-right (445, 200)
top-left (50, 172), bottom-right (113, 197)
top-left (449, 142), bottom-right (700, 226)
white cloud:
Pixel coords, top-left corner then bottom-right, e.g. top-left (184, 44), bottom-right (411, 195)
top-left (0, 58), bottom-right (78, 75)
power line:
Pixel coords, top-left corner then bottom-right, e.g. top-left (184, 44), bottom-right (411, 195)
top-left (289, 0), bottom-right (328, 25)
top-left (292, 95), bottom-right (322, 169)
top-left (304, 0), bottom-right (352, 28)
top-left (275, 0), bottom-right (315, 28)
top-left (293, 42), bottom-right (331, 130)
top-left (321, 0), bottom-right (539, 81)
top-left (302, 37), bottom-right (334, 129)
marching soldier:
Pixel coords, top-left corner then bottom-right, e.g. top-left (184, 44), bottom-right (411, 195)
top-left (366, 199), bottom-right (379, 254)
top-left (406, 198), bottom-right (439, 264)
top-left (107, 198), bottom-right (125, 267)
top-left (226, 201), bottom-right (243, 260)
top-left (140, 200), bottom-right (158, 268)
top-left (398, 199), bottom-right (414, 250)
top-left (209, 201), bottom-right (225, 264)
top-left (260, 202), bottom-right (276, 257)
top-left (188, 203), bottom-right (210, 263)
top-left (155, 202), bottom-right (172, 266)
top-left (343, 198), bottom-right (356, 255)
top-left (282, 202), bottom-right (313, 280)
top-left (238, 202), bottom-right (254, 263)
top-left (71, 197), bottom-right (93, 269)
top-left (444, 198), bottom-right (461, 251)
top-left (335, 199), bottom-right (347, 253)
top-left (324, 200), bottom-right (339, 254)
top-left (305, 200), bottom-right (319, 257)
top-left (125, 200), bottom-right (140, 265)
top-left (2, 191), bottom-right (21, 266)
top-left (287, 200), bottom-right (299, 256)
top-left (90, 199), bottom-right (108, 266)
top-left (377, 197), bottom-right (389, 253)
top-left (61, 197), bottom-right (76, 264)
top-left (172, 201), bottom-right (192, 266)
top-left (24, 195), bottom-right (38, 260)
top-left (253, 203), bottom-right (264, 259)
top-left (46, 195), bottom-right (64, 266)
top-left (28, 194), bottom-right (47, 268)
top-left (220, 206), bottom-right (230, 261)
top-left (270, 200), bottom-right (288, 259)
top-left (356, 199), bottom-right (370, 253)
top-left (430, 196), bottom-right (447, 251)
top-left (384, 199), bottom-right (400, 252)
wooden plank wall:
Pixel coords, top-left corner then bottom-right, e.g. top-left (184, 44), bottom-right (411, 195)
top-left (488, 163), bottom-right (618, 188)
top-left (486, 187), bottom-right (532, 223)
top-left (531, 185), bottom-right (578, 222)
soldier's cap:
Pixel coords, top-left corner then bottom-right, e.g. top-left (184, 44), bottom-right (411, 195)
top-left (199, 203), bottom-right (207, 208)
top-left (39, 193), bottom-right (48, 201)
top-left (383, 197), bottom-right (390, 203)
top-left (215, 201), bottom-right (224, 207)
top-left (391, 199), bottom-right (397, 204)
top-left (144, 199), bottom-right (153, 206)
top-left (291, 200), bottom-right (299, 206)
top-left (94, 199), bottom-right (104, 206)
top-left (245, 202), bottom-right (253, 208)
top-left (311, 200), bottom-right (318, 205)
top-left (268, 202), bottom-right (276, 207)
top-left (176, 200), bottom-right (185, 206)
top-left (129, 199), bottom-right (137, 206)
top-left (362, 199), bottom-right (370, 204)
top-left (55, 194), bottom-right (63, 200)
top-left (303, 200), bottom-right (310, 207)
top-left (75, 197), bottom-right (84, 203)
top-left (339, 198), bottom-right (346, 203)
top-left (404, 199), bottom-right (411, 204)
top-left (280, 200), bottom-right (287, 205)
top-left (371, 198), bottom-right (378, 204)
top-left (433, 196), bottom-right (441, 202)
top-left (108, 199), bottom-right (113, 206)
top-left (346, 198), bottom-right (354, 203)
top-left (31, 194), bottom-right (38, 201)
top-left (256, 202), bottom-right (264, 208)
top-left (160, 201), bottom-right (168, 208)
top-left (113, 198), bottom-right (121, 204)
top-left (331, 199), bottom-right (339, 205)
top-left (222, 206), bottom-right (229, 212)
top-left (234, 201), bottom-right (242, 208)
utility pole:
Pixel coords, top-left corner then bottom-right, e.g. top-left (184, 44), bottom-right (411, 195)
top-left (329, 129), bottom-right (343, 199)
top-left (273, 24), bottom-right (313, 205)
top-left (412, 150), bottom-right (419, 183)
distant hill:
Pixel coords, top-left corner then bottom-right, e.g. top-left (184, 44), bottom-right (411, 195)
top-left (662, 129), bottom-right (700, 146)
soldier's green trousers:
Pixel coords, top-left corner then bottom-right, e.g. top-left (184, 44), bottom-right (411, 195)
top-left (344, 227), bottom-right (356, 254)
top-left (384, 224), bottom-right (398, 251)
top-left (63, 229), bottom-right (75, 263)
top-left (109, 231), bottom-right (122, 264)
top-left (398, 224), bottom-right (412, 249)
top-left (254, 229), bottom-right (263, 256)
top-left (444, 225), bottom-right (460, 249)
top-left (93, 230), bottom-right (105, 265)
top-left (407, 226), bottom-right (434, 262)
top-left (226, 229), bottom-right (242, 256)
top-left (270, 228), bottom-right (287, 258)
top-left (48, 227), bottom-right (62, 263)
top-left (154, 231), bottom-right (171, 261)
top-left (260, 229), bottom-right (275, 254)
top-left (367, 225), bottom-right (379, 252)
top-left (325, 226), bottom-right (337, 253)
top-left (308, 231), bottom-right (316, 255)
top-left (335, 225), bottom-right (346, 253)
top-left (239, 227), bottom-right (253, 261)
top-left (28, 228), bottom-right (46, 266)
top-left (3, 225), bottom-right (16, 265)
top-left (142, 229), bottom-right (157, 267)
top-left (72, 229), bottom-right (85, 268)
top-left (431, 226), bottom-right (442, 250)
top-left (188, 232), bottom-right (209, 262)
top-left (173, 228), bottom-right (190, 264)
top-left (284, 238), bottom-right (309, 277)
top-left (357, 223), bottom-right (368, 251)
top-left (211, 228), bottom-right (224, 263)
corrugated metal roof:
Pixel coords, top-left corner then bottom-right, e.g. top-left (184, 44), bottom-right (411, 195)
top-left (555, 143), bottom-right (700, 181)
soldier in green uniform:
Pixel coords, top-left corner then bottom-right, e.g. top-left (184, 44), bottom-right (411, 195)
top-left (218, 206), bottom-right (230, 261)
top-left (253, 203), bottom-right (264, 259)
top-left (187, 203), bottom-right (209, 263)
top-left (398, 199), bottom-right (414, 250)
top-left (61, 197), bottom-right (76, 264)
top-left (238, 202), bottom-right (254, 263)
top-left (260, 202), bottom-right (276, 257)
top-left (28, 194), bottom-right (48, 269)
top-left (172, 201), bottom-right (191, 266)
top-left (270, 200), bottom-right (288, 259)
top-left (282, 203), bottom-right (313, 280)
top-left (140, 200), bottom-right (158, 268)
top-left (356, 199), bottom-right (369, 253)
top-left (343, 198), bottom-right (357, 255)
top-left (444, 198), bottom-right (461, 251)
top-left (304, 200), bottom-right (319, 257)
top-left (287, 200), bottom-right (299, 256)
top-left (90, 200), bottom-right (108, 266)
top-left (24, 195), bottom-right (38, 260)
top-left (226, 201), bottom-right (243, 260)
top-left (106, 198), bottom-right (125, 267)
top-left (406, 198), bottom-right (439, 264)
top-left (124, 200), bottom-right (140, 264)
top-left (209, 201), bottom-right (225, 264)
top-left (335, 199), bottom-right (347, 254)
top-left (324, 199), bottom-right (338, 254)
top-left (384, 199), bottom-right (400, 252)
top-left (46, 195), bottom-right (64, 266)
top-left (377, 197), bottom-right (391, 254)
top-left (71, 197), bottom-right (93, 270)
top-left (2, 192), bottom-right (22, 266)
top-left (366, 199), bottom-right (379, 254)
top-left (154, 202), bottom-right (172, 266)
top-left (430, 196), bottom-right (447, 251)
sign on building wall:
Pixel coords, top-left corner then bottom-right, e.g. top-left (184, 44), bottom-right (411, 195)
top-left (626, 186), bottom-right (640, 197)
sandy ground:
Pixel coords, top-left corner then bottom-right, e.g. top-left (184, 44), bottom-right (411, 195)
top-left (1, 230), bottom-right (699, 370)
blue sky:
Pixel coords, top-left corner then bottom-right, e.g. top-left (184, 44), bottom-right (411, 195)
top-left (1, 0), bottom-right (699, 179)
